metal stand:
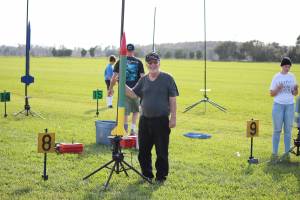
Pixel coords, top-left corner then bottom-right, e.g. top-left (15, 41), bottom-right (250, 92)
top-left (83, 136), bottom-right (151, 190)
top-left (280, 128), bottom-right (300, 160)
top-left (184, 95), bottom-right (226, 113)
top-left (15, 85), bottom-right (44, 119)
top-left (4, 101), bottom-right (7, 117)
top-left (152, 7), bottom-right (156, 52)
top-left (42, 153), bottom-right (48, 181)
top-left (96, 99), bottom-right (99, 117)
top-left (290, 129), bottom-right (300, 156)
top-left (184, 0), bottom-right (226, 113)
top-left (248, 137), bottom-right (258, 164)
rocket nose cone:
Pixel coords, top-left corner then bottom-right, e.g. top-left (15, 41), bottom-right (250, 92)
top-left (120, 32), bottom-right (127, 55)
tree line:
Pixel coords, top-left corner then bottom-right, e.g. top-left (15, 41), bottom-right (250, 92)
top-left (214, 35), bottom-right (300, 63)
top-left (1, 35), bottom-right (299, 63)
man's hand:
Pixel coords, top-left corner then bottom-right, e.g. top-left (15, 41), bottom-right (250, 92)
top-left (292, 84), bottom-right (299, 96)
top-left (169, 97), bottom-right (177, 128)
top-left (277, 83), bottom-right (283, 91)
top-left (169, 116), bottom-right (176, 128)
top-left (270, 83), bottom-right (284, 97)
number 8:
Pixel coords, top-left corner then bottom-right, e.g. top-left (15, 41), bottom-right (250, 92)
top-left (42, 135), bottom-right (51, 151)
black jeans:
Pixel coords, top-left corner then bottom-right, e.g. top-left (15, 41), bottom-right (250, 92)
top-left (138, 116), bottom-right (170, 180)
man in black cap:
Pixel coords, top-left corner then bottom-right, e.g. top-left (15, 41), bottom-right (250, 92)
top-left (109, 44), bottom-right (144, 135)
top-left (125, 52), bottom-right (179, 183)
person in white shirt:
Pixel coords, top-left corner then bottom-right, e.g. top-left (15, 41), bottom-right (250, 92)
top-left (270, 57), bottom-right (298, 162)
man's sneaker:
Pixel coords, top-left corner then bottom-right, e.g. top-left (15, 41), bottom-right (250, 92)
top-left (280, 154), bottom-right (291, 163)
top-left (108, 105), bottom-right (113, 108)
top-left (139, 176), bottom-right (153, 184)
top-left (130, 129), bottom-right (137, 135)
top-left (155, 177), bottom-right (166, 184)
top-left (270, 154), bottom-right (279, 164)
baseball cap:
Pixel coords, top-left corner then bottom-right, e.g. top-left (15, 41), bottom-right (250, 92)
top-left (127, 44), bottom-right (135, 51)
top-left (145, 52), bottom-right (160, 63)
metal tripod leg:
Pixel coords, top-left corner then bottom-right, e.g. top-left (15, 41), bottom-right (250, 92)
top-left (14, 109), bottom-right (26, 116)
top-left (121, 160), bottom-right (152, 183)
top-left (279, 146), bottom-right (296, 161)
top-left (119, 161), bottom-right (129, 176)
top-left (104, 162), bottom-right (117, 190)
top-left (28, 110), bottom-right (45, 119)
top-left (14, 109), bottom-right (44, 119)
top-left (83, 159), bottom-right (114, 180)
top-left (207, 98), bottom-right (227, 112)
top-left (83, 158), bottom-right (152, 190)
top-left (184, 96), bottom-right (226, 113)
top-left (183, 99), bottom-right (206, 113)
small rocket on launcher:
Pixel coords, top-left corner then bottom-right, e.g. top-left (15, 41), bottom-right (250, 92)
top-left (111, 33), bottom-right (127, 136)
top-left (21, 0), bottom-right (34, 85)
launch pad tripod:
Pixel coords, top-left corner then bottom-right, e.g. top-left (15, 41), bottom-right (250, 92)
top-left (83, 136), bottom-right (152, 190)
top-left (183, 0), bottom-right (226, 113)
top-left (14, 85), bottom-right (44, 119)
top-left (286, 128), bottom-right (300, 156)
top-left (279, 128), bottom-right (300, 161)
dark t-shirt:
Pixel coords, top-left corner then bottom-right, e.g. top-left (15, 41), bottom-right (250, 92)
top-left (133, 72), bottom-right (179, 117)
top-left (114, 56), bottom-right (144, 88)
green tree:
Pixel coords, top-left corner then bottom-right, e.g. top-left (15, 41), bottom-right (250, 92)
top-left (51, 47), bottom-right (72, 57)
top-left (189, 51), bottom-right (195, 59)
top-left (174, 49), bottom-right (186, 59)
top-left (294, 35), bottom-right (300, 63)
top-left (134, 48), bottom-right (144, 58)
top-left (164, 51), bottom-right (172, 58)
top-left (296, 35), bottom-right (300, 46)
top-left (214, 41), bottom-right (240, 60)
top-left (51, 48), bottom-right (57, 57)
top-left (81, 49), bottom-right (87, 57)
top-left (195, 50), bottom-right (202, 59)
top-left (89, 47), bottom-right (96, 57)
top-left (104, 46), bottom-right (118, 57)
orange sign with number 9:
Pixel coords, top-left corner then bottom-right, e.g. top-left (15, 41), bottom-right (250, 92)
top-left (247, 120), bottom-right (259, 137)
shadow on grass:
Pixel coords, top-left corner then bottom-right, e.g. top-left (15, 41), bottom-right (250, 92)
top-left (242, 164), bottom-right (255, 175)
top-left (12, 187), bottom-right (32, 195)
top-left (83, 143), bottom-right (112, 156)
top-left (108, 180), bottom-right (162, 199)
top-left (84, 108), bottom-right (109, 115)
top-left (83, 178), bottom-right (161, 200)
top-left (264, 159), bottom-right (300, 192)
top-left (11, 114), bottom-right (42, 121)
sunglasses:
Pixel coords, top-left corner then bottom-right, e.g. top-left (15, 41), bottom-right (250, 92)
top-left (147, 60), bottom-right (159, 65)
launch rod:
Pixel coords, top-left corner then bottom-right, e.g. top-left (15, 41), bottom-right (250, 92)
top-left (152, 7), bottom-right (156, 52)
top-left (120, 0), bottom-right (125, 45)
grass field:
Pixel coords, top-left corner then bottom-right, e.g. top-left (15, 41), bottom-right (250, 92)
top-left (0, 56), bottom-right (300, 200)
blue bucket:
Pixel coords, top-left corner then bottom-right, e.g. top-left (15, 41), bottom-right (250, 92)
top-left (95, 120), bottom-right (116, 145)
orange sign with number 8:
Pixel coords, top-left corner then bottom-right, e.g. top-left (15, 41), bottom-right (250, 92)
top-left (38, 132), bottom-right (55, 153)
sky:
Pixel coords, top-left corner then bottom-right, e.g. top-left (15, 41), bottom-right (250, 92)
top-left (0, 0), bottom-right (300, 49)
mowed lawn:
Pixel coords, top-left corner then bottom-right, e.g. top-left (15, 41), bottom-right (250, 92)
top-left (0, 56), bottom-right (299, 200)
